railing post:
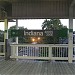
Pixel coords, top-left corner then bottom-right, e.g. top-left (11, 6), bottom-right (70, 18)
top-left (11, 46), bottom-right (16, 58)
top-left (49, 46), bottom-right (52, 60)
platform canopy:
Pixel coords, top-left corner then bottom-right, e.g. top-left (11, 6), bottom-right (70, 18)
top-left (0, 0), bottom-right (75, 19)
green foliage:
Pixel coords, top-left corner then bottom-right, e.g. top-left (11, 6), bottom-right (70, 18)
top-left (41, 19), bottom-right (68, 58)
top-left (41, 19), bottom-right (68, 44)
top-left (8, 25), bottom-right (28, 43)
top-left (42, 19), bottom-right (67, 30)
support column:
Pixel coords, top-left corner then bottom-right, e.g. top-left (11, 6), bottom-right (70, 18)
top-left (68, 19), bottom-right (73, 63)
top-left (68, 6), bottom-right (73, 63)
top-left (4, 18), bottom-right (9, 60)
top-left (16, 19), bottom-right (18, 57)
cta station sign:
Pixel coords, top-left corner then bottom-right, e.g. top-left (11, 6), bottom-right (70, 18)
top-left (24, 30), bottom-right (53, 36)
top-left (11, 29), bottom-right (68, 37)
top-left (11, 30), bottom-right (53, 37)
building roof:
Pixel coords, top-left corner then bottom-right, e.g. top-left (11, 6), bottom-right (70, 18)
top-left (0, 0), bottom-right (75, 19)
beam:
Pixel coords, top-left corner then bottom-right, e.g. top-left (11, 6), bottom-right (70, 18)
top-left (0, 0), bottom-right (68, 2)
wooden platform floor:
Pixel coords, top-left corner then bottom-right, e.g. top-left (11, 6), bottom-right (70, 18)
top-left (0, 59), bottom-right (75, 75)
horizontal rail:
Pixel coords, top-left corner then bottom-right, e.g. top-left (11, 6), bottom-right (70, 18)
top-left (10, 56), bottom-right (50, 60)
top-left (10, 44), bottom-right (50, 47)
top-left (0, 53), bottom-right (5, 55)
top-left (0, 42), bottom-right (4, 45)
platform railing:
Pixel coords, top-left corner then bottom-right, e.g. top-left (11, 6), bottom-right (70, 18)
top-left (10, 44), bottom-right (75, 61)
top-left (51, 44), bottom-right (68, 60)
top-left (10, 44), bottom-right (50, 60)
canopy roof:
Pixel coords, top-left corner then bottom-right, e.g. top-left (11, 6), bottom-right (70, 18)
top-left (0, 0), bottom-right (75, 19)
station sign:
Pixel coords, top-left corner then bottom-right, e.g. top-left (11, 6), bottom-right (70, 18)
top-left (11, 30), bottom-right (53, 37)
top-left (11, 29), bottom-right (68, 37)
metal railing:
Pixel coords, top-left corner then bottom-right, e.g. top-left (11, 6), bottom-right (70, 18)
top-left (10, 44), bottom-right (73, 61)
top-left (10, 44), bottom-right (75, 61)
top-left (18, 46), bottom-right (49, 57)
top-left (0, 42), bottom-right (5, 56)
top-left (10, 44), bottom-right (50, 60)
top-left (51, 44), bottom-right (68, 60)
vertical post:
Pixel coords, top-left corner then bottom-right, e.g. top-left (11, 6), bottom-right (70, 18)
top-left (68, 19), bottom-right (73, 63)
top-left (4, 18), bottom-right (9, 60)
top-left (16, 19), bottom-right (18, 58)
top-left (49, 46), bottom-right (52, 60)
top-left (68, 7), bottom-right (73, 63)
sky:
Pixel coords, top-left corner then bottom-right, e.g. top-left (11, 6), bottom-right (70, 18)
top-left (0, 19), bottom-right (75, 31)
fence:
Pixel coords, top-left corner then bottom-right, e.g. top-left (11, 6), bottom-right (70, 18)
top-left (10, 44), bottom-right (75, 61)
top-left (51, 44), bottom-right (68, 60)
top-left (10, 44), bottom-right (50, 60)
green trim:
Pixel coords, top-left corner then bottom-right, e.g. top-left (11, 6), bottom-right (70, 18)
top-left (69, 29), bottom-right (73, 32)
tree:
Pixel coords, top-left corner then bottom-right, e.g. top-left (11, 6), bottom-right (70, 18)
top-left (41, 19), bottom-right (68, 57)
top-left (42, 19), bottom-right (51, 30)
top-left (42, 19), bottom-right (67, 30)
top-left (8, 25), bottom-right (29, 43)
top-left (41, 19), bottom-right (68, 44)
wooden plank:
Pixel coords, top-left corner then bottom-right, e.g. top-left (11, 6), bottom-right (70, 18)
top-left (0, 59), bottom-right (75, 75)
